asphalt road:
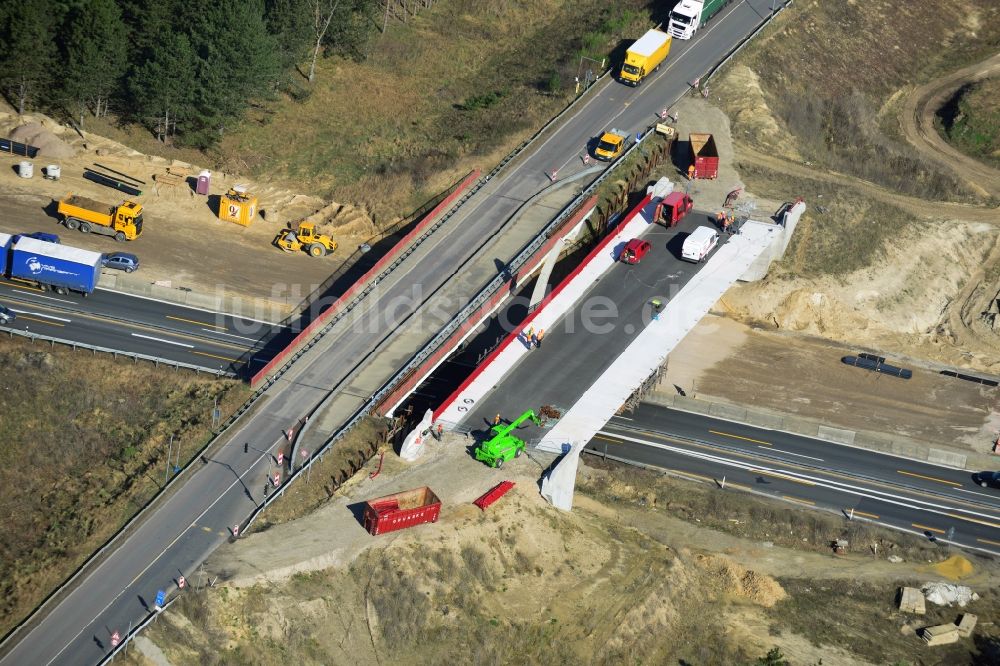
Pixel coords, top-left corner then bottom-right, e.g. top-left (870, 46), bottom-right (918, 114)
top-left (0, 3), bottom-right (787, 664)
top-left (0, 279), bottom-right (287, 375)
top-left (462, 209), bottom-right (726, 436)
top-left (588, 403), bottom-right (1000, 554)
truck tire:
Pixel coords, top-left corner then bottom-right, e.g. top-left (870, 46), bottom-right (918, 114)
top-left (514, 448), bottom-right (522, 458)
top-left (308, 243), bottom-right (326, 257)
top-left (65, 218), bottom-right (79, 230)
top-left (79, 222), bottom-right (91, 234)
top-left (114, 231), bottom-right (126, 242)
top-left (494, 458), bottom-right (504, 469)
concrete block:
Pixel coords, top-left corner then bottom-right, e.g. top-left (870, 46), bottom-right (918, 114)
top-left (921, 624), bottom-right (959, 646)
top-left (817, 425), bottom-right (855, 445)
top-left (672, 395), bottom-right (714, 416)
top-left (957, 613), bottom-right (977, 638)
top-left (709, 402), bottom-right (748, 422)
top-left (853, 432), bottom-right (892, 454)
top-left (898, 587), bottom-right (926, 615)
top-left (927, 448), bottom-right (967, 468)
top-left (745, 409), bottom-right (783, 430)
top-left (783, 417), bottom-right (820, 438)
top-left (890, 440), bottom-right (922, 459)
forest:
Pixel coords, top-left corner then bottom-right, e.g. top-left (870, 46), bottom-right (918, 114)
top-left (0, 0), bottom-right (377, 148)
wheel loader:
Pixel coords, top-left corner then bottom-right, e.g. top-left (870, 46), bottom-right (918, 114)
top-left (275, 222), bottom-right (338, 257)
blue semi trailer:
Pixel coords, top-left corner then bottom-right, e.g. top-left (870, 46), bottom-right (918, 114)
top-left (0, 232), bottom-right (11, 275)
top-left (7, 236), bottom-right (101, 296)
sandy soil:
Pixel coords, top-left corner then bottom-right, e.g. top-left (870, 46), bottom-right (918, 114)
top-left (0, 111), bottom-right (380, 317)
top-left (660, 315), bottom-right (1000, 455)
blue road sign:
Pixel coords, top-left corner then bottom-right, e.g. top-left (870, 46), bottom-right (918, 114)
top-left (155, 589), bottom-right (165, 608)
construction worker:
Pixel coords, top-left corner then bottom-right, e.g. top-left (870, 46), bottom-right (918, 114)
top-left (716, 210), bottom-right (726, 229)
top-left (687, 164), bottom-right (696, 180)
top-left (436, 423), bottom-right (444, 440)
top-left (535, 329), bottom-right (545, 348)
top-left (651, 299), bottom-right (664, 320)
top-left (727, 212), bottom-right (736, 235)
top-left (722, 215), bottom-right (731, 235)
top-left (494, 413), bottom-right (502, 426)
top-left (526, 326), bottom-right (535, 348)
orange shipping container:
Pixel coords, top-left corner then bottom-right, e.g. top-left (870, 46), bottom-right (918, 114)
top-left (218, 186), bottom-right (257, 226)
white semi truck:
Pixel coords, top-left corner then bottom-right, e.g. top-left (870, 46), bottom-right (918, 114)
top-left (667, 0), bottom-right (728, 40)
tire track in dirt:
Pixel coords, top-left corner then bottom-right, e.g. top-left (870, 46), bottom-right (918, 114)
top-left (900, 52), bottom-right (1000, 200)
top-left (735, 146), bottom-right (999, 222)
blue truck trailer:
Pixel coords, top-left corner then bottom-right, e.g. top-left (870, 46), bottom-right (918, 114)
top-left (8, 236), bottom-right (101, 296)
top-left (0, 232), bottom-right (11, 275)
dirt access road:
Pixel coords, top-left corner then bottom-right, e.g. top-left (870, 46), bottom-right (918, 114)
top-left (900, 51), bottom-right (1000, 200)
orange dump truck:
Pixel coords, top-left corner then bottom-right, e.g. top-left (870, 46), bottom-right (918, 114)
top-left (56, 194), bottom-right (144, 241)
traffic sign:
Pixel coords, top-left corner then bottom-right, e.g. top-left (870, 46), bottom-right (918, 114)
top-left (178, 575), bottom-right (186, 589)
top-left (155, 589), bottom-right (165, 610)
top-left (300, 449), bottom-right (308, 459)
top-left (277, 451), bottom-right (283, 466)
top-left (110, 631), bottom-right (120, 647)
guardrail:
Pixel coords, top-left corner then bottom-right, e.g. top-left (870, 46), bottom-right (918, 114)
top-left (2, 328), bottom-right (234, 377)
top-left (96, 596), bottom-right (177, 665)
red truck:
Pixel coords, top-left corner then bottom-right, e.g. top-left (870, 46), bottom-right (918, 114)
top-left (363, 486), bottom-right (442, 535)
top-left (689, 133), bottom-right (719, 179)
top-left (656, 192), bottom-right (694, 227)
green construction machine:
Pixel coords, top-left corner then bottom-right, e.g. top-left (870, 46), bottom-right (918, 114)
top-left (474, 410), bottom-right (542, 468)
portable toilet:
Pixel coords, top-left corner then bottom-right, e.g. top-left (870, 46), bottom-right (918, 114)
top-left (196, 170), bottom-right (211, 195)
top-left (218, 185), bottom-right (257, 226)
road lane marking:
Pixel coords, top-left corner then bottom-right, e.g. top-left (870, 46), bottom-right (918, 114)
top-left (612, 415), bottom-right (633, 421)
top-left (851, 509), bottom-right (880, 520)
top-left (594, 434), bottom-right (621, 444)
top-left (761, 445), bottom-right (824, 462)
top-left (202, 328), bottom-right (257, 342)
top-left (897, 470), bottom-right (961, 487)
top-left (783, 495), bottom-right (815, 505)
top-left (201, 526), bottom-right (212, 532)
top-left (10, 309), bottom-right (72, 322)
top-left (912, 523), bottom-right (945, 534)
top-left (131, 333), bottom-right (194, 348)
top-left (669, 468), bottom-right (752, 491)
top-left (752, 469), bottom-right (815, 486)
top-left (167, 314), bottom-right (225, 330)
top-left (600, 429), bottom-right (1000, 526)
top-left (955, 488), bottom-right (999, 500)
top-left (15, 314), bottom-right (66, 326)
top-left (978, 537), bottom-right (1000, 547)
top-left (192, 350), bottom-right (240, 363)
top-left (711, 429), bottom-right (770, 446)
top-left (943, 512), bottom-right (1000, 529)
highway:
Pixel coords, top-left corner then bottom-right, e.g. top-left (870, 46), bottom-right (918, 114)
top-left (587, 403), bottom-right (1000, 554)
top-left (0, 279), bottom-right (288, 375)
top-left (0, 3), bottom-right (788, 664)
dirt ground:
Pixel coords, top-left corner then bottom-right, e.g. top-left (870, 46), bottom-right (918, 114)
top-left (659, 314), bottom-right (1000, 455)
top-left (124, 438), bottom-right (999, 666)
top-left (0, 109), bottom-right (381, 318)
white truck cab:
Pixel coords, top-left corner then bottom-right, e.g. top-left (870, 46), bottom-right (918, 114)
top-left (681, 226), bottom-right (720, 263)
top-left (668, 0), bottom-right (723, 40)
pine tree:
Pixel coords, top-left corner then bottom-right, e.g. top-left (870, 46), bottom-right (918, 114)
top-left (59, 0), bottom-right (128, 125)
top-left (129, 30), bottom-right (196, 142)
top-left (0, 0), bottom-right (58, 115)
top-left (265, 0), bottom-right (313, 72)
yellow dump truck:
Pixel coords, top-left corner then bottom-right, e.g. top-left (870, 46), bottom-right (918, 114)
top-left (619, 28), bottom-right (672, 86)
top-left (56, 194), bottom-right (143, 241)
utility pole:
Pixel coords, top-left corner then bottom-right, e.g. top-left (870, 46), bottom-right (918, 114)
top-left (164, 435), bottom-right (173, 484)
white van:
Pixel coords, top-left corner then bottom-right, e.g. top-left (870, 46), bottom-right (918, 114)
top-left (681, 226), bottom-right (719, 263)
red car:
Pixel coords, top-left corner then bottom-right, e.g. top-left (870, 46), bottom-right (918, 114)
top-left (621, 238), bottom-right (651, 264)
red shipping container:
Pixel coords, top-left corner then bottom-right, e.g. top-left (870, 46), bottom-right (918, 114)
top-left (689, 133), bottom-right (719, 179)
top-left (474, 480), bottom-right (515, 511)
top-left (363, 486), bottom-right (442, 536)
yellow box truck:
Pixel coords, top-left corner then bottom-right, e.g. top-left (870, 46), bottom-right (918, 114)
top-left (619, 28), bottom-right (672, 86)
top-left (56, 194), bottom-right (143, 241)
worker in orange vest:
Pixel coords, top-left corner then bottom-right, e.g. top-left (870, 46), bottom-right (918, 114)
top-left (716, 210), bottom-right (726, 229)
top-left (535, 328), bottom-right (545, 348)
top-left (687, 164), bottom-right (696, 180)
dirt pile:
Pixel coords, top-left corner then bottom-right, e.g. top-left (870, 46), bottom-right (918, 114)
top-left (696, 554), bottom-right (787, 607)
top-left (8, 121), bottom-right (75, 159)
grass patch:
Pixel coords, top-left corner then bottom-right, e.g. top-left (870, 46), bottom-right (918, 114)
top-left (736, 162), bottom-right (917, 277)
top-left (937, 77), bottom-right (1000, 169)
top-left (716, 0), bottom-right (1000, 204)
top-left (770, 578), bottom-right (1000, 664)
top-left (0, 337), bottom-right (249, 637)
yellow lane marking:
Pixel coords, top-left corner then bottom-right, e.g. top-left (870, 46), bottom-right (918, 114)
top-left (594, 434), bottom-right (621, 444)
top-left (751, 469), bottom-right (815, 486)
top-left (783, 495), bottom-right (815, 505)
top-left (943, 512), bottom-right (1000, 530)
top-left (912, 523), bottom-right (945, 534)
top-left (852, 510), bottom-right (880, 520)
top-left (201, 526), bottom-right (212, 532)
top-left (977, 537), bottom-right (1000, 547)
top-left (710, 429), bottom-right (771, 446)
top-left (167, 314), bottom-right (225, 330)
top-left (897, 470), bottom-right (961, 487)
top-left (17, 315), bottom-right (64, 326)
top-left (192, 350), bottom-right (240, 363)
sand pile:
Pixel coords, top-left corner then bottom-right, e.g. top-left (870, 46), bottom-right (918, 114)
top-left (696, 554), bottom-right (787, 607)
top-left (10, 121), bottom-right (75, 159)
